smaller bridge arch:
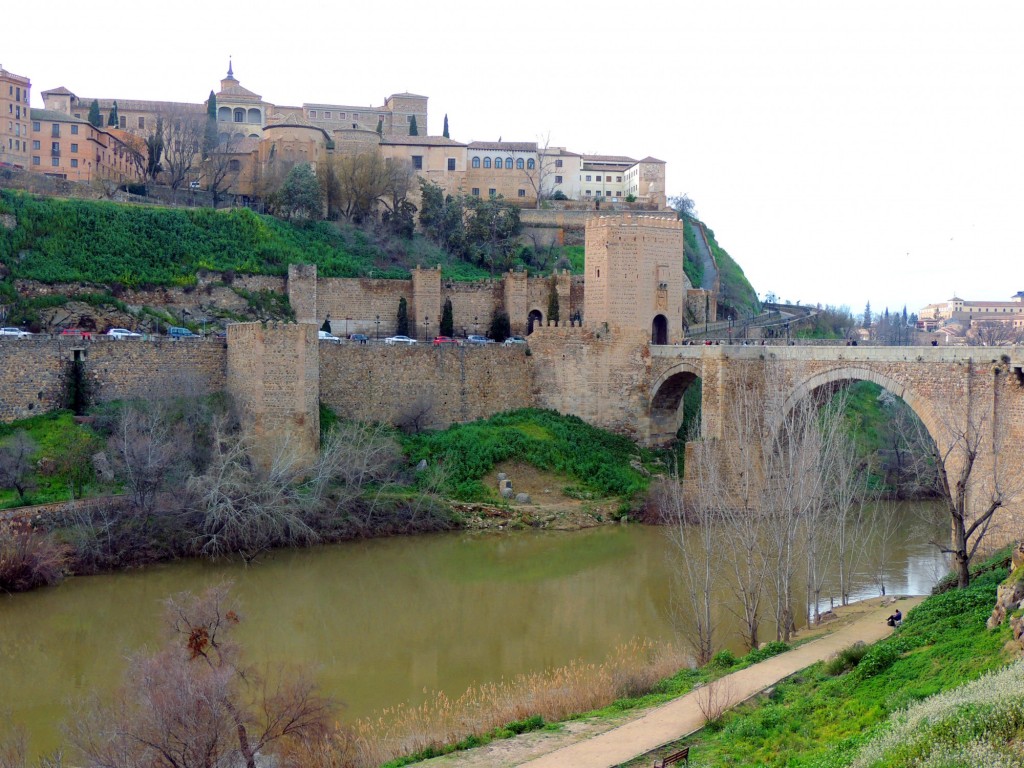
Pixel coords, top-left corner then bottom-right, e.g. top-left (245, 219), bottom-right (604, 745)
top-left (649, 360), bottom-right (704, 444)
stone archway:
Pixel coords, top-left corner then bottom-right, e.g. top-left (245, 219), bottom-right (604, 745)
top-left (527, 309), bottom-right (543, 335)
top-left (649, 362), bottom-right (704, 444)
top-left (652, 314), bottom-right (668, 345)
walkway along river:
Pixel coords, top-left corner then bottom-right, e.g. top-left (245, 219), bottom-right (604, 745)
top-left (0, 502), bottom-right (949, 757)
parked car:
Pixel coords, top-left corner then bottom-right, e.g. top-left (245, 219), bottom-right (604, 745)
top-left (106, 328), bottom-right (142, 339)
top-left (167, 326), bottom-right (199, 339)
top-left (318, 330), bottom-right (341, 343)
top-left (432, 335), bottom-right (459, 346)
top-left (349, 333), bottom-right (369, 344)
top-left (503, 336), bottom-right (527, 346)
top-left (60, 328), bottom-right (92, 339)
top-left (384, 335), bottom-right (417, 345)
top-left (0, 327), bottom-right (32, 339)
top-left (466, 335), bottom-right (492, 345)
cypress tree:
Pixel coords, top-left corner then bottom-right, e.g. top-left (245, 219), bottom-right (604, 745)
top-left (440, 298), bottom-right (454, 337)
top-left (547, 277), bottom-right (561, 323)
top-left (107, 101), bottom-right (119, 127)
top-left (409, 115), bottom-right (418, 136)
top-left (397, 297), bottom-right (409, 336)
top-left (204, 90), bottom-right (219, 158)
top-left (489, 309), bottom-right (510, 343)
top-left (376, 117), bottom-right (383, 137)
top-left (443, 114), bottom-right (449, 139)
top-left (88, 100), bottom-right (102, 128)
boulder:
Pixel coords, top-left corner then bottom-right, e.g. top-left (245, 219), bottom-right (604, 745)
top-left (416, 459), bottom-right (428, 472)
top-left (501, 487), bottom-right (515, 499)
top-left (987, 570), bottom-right (1024, 629)
top-left (497, 472), bottom-right (508, 482)
top-left (515, 493), bottom-right (531, 504)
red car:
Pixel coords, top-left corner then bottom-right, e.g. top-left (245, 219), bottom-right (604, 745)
top-left (60, 328), bottom-right (93, 340)
top-left (432, 336), bottom-right (459, 346)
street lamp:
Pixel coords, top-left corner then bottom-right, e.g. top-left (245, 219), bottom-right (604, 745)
top-left (474, 316), bottom-right (478, 335)
top-left (422, 316), bottom-right (429, 341)
top-left (375, 314), bottom-right (380, 341)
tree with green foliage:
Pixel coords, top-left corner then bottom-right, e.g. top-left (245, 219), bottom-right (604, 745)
top-left (409, 115), bottom-right (418, 136)
top-left (464, 194), bottom-right (521, 274)
top-left (88, 99), bottom-right (102, 128)
top-left (443, 114), bottom-right (449, 139)
top-left (274, 163), bottom-right (322, 221)
top-left (419, 179), bottom-right (466, 256)
top-left (489, 308), bottom-right (510, 343)
top-left (397, 297), bottom-right (409, 336)
top-left (440, 298), bottom-right (454, 337)
top-left (863, 301), bottom-right (872, 329)
top-left (668, 194), bottom-right (696, 219)
top-left (145, 117), bottom-right (164, 179)
top-left (107, 101), bottom-right (119, 127)
top-left (203, 90), bottom-right (219, 159)
top-left (376, 117), bottom-right (383, 137)
top-left (547, 277), bottom-right (560, 323)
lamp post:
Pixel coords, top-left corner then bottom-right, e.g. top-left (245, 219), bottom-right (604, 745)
top-left (474, 316), bottom-right (478, 335)
top-left (375, 314), bottom-right (380, 341)
top-left (422, 316), bottom-right (429, 341)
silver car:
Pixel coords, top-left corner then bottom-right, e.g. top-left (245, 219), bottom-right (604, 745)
top-left (0, 327), bottom-right (32, 339)
top-left (384, 335), bottom-right (418, 345)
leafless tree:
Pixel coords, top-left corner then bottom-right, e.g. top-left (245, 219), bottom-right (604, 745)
top-left (202, 137), bottom-right (242, 207)
top-left (396, 393), bottom-right (435, 434)
top-left (966, 321), bottom-right (1024, 346)
top-left (0, 431), bottom-right (38, 504)
top-left (69, 583), bottom-right (333, 768)
top-left (694, 676), bottom-right (734, 725)
top-left (160, 107), bottom-right (204, 191)
top-left (107, 401), bottom-right (183, 514)
top-left (521, 134), bottom-right (557, 208)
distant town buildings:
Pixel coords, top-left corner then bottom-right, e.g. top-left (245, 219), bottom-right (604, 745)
top-left (917, 292), bottom-right (1024, 332)
top-left (1, 61), bottom-right (667, 208)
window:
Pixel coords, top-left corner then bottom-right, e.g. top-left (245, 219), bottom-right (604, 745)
top-left (51, 124), bottom-right (60, 138)
top-left (32, 156), bottom-right (39, 165)
top-left (119, 116), bottom-right (126, 129)
top-left (518, 189), bottom-right (525, 197)
top-left (32, 140), bottom-right (39, 150)
top-left (74, 113), bottom-right (81, 119)
top-left (527, 158), bottom-right (535, 169)
top-left (585, 190), bottom-right (592, 195)
top-left (51, 141), bottom-right (59, 153)
top-left (71, 143), bottom-right (78, 153)
top-left (447, 158), bottom-right (456, 171)
top-left (472, 156), bottom-right (480, 168)
top-left (606, 176), bottom-right (611, 182)
top-left (555, 159), bottom-right (563, 167)
top-left (488, 188), bottom-right (496, 197)
top-left (483, 157), bottom-right (491, 168)
top-left (504, 158), bottom-right (513, 169)
top-left (70, 159), bottom-right (78, 168)
top-left (353, 113), bottom-right (359, 119)
top-left (555, 175), bottom-right (562, 184)
top-left (229, 159), bottom-right (241, 171)
top-left (616, 176), bottom-right (622, 182)
top-left (585, 175), bottom-right (591, 181)
top-left (32, 121), bottom-right (40, 131)
top-left (233, 109), bottom-right (244, 123)
top-left (310, 110), bottom-right (317, 118)
top-left (412, 155), bottom-right (423, 170)
top-left (51, 157), bottom-right (59, 166)
top-left (516, 157), bottom-right (524, 169)
top-left (471, 188), bottom-right (480, 196)
top-left (70, 124), bottom-right (78, 135)
top-left (324, 111), bottom-right (332, 119)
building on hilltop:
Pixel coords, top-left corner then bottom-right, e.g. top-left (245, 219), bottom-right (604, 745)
top-left (28, 108), bottom-right (143, 184)
top-left (0, 66), bottom-right (32, 170)
top-left (917, 293), bottom-right (1024, 332)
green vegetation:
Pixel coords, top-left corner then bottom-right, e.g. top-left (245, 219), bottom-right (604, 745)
top-left (702, 224), bottom-right (758, 317)
top-left (683, 218), bottom-right (705, 289)
top-left (0, 189), bottom-right (487, 288)
top-left (636, 549), bottom-right (1016, 768)
top-left (403, 408), bottom-right (661, 502)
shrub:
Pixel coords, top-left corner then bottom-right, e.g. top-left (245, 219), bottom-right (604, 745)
top-left (855, 642), bottom-right (900, 679)
top-left (711, 649), bottom-right (737, 669)
top-left (745, 641), bottom-right (789, 664)
top-left (825, 642), bottom-right (869, 676)
top-left (0, 519), bottom-right (68, 591)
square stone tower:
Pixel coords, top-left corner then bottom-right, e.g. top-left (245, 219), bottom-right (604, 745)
top-left (584, 214), bottom-right (685, 344)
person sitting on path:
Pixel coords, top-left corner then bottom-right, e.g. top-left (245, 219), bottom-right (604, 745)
top-left (886, 608), bottom-right (902, 627)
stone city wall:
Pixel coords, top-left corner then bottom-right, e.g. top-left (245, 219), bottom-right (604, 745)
top-left (319, 343), bottom-right (535, 430)
top-left (0, 336), bottom-right (227, 421)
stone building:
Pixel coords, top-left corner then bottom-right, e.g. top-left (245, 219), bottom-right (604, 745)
top-left (918, 293), bottom-right (1024, 331)
top-left (27, 109), bottom-right (142, 183)
top-left (0, 66), bottom-right (32, 170)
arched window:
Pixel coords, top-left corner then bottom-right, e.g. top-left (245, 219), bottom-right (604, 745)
top-left (233, 108), bottom-right (244, 123)
top-left (229, 159), bottom-right (241, 171)
top-left (247, 108), bottom-right (261, 124)
top-left (527, 158), bottom-right (535, 170)
top-left (483, 157), bottom-right (491, 168)
top-left (218, 107), bottom-right (231, 122)
top-left (505, 158), bottom-right (513, 169)
top-left (516, 157), bottom-right (524, 169)
top-left (472, 157), bottom-right (481, 168)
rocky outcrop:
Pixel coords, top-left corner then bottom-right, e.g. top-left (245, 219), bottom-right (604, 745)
top-left (987, 542), bottom-right (1024, 635)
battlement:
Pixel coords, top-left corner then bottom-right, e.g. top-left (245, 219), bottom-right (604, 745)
top-left (588, 212), bottom-right (684, 231)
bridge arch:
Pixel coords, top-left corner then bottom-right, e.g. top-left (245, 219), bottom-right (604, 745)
top-left (649, 361), bottom-right (704, 444)
top-left (778, 365), bottom-right (946, 454)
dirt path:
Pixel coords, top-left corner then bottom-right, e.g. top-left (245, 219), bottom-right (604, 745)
top-left (416, 595), bottom-right (924, 768)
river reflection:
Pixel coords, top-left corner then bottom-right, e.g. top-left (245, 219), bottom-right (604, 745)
top-left (0, 501), bottom-right (948, 756)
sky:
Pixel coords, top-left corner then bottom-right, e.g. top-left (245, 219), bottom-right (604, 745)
top-left (4, 0), bottom-right (1021, 315)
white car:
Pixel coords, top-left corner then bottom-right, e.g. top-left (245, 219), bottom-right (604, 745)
top-left (503, 336), bottom-right (527, 347)
top-left (384, 335), bottom-right (418, 345)
top-left (0, 327), bottom-right (32, 338)
top-left (318, 330), bottom-right (341, 343)
top-left (106, 328), bottom-right (142, 339)
top-left (466, 335), bottom-right (492, 345)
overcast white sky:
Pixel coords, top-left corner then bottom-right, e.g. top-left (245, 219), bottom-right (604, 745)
top-left (5, 0), bottom-right (1021, 315)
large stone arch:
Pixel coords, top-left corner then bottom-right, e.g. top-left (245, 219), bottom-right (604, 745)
top-left (649, 360), bottom-right (704, 444)
top-left (778, 365), bottom-right (947, 455)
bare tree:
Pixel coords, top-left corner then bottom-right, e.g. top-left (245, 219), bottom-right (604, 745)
top-left (201, 137), bottom-right (242, 207)
top-left (0, 431), bottom-right (38, 504)
top-left (694, 676), bottom-right (734, 725)
top-left (160, 107), bottom-right (204, 191)
top-left (70, 583), bottom-right (333, 768)
top-left (108, 401), bottom-right (183, 514)
top-left (966, 321), bottom-right (1024, 346)
top-left (521, 134), bottom-right (557, 208)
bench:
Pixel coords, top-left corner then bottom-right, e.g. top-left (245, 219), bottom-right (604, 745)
top-left (654, 746), bottom-right (689, 767)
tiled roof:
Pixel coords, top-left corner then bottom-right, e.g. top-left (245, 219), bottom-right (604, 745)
top-left (467, 141), bottom-right (537, 152)
top-left (582, 154), bottom-right (637, 164)
top-left (262, 123), bottom-right (332, 142)
top-left (41, 86), bottom-right (74, 96)
top-left (388, 92), bottom-right (428, 99)
top-left (383, 136), bottom-right (466, 147)
top-left (638, 156), bottom-right (666, 164)
top-left (83, 97), bottom-right (203, 114)
top-left (30, 108), bottom-right (90, 124)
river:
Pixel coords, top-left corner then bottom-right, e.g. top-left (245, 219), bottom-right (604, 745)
top-left (0, 501), bottom-right (948, 756)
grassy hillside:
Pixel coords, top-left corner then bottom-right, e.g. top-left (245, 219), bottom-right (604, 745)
top-left (0, 190), bottom-right (489, 287)
top-left (702, 224), bottom-right (759, 317)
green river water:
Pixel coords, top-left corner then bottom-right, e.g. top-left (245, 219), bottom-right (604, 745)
top-left (0, 502), bottom-right (948, 756)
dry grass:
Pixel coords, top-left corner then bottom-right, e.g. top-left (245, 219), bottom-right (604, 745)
top-left (0, 518), bottom-right (68, 592)
top-left (296, 639), bottom-right (690, 768)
